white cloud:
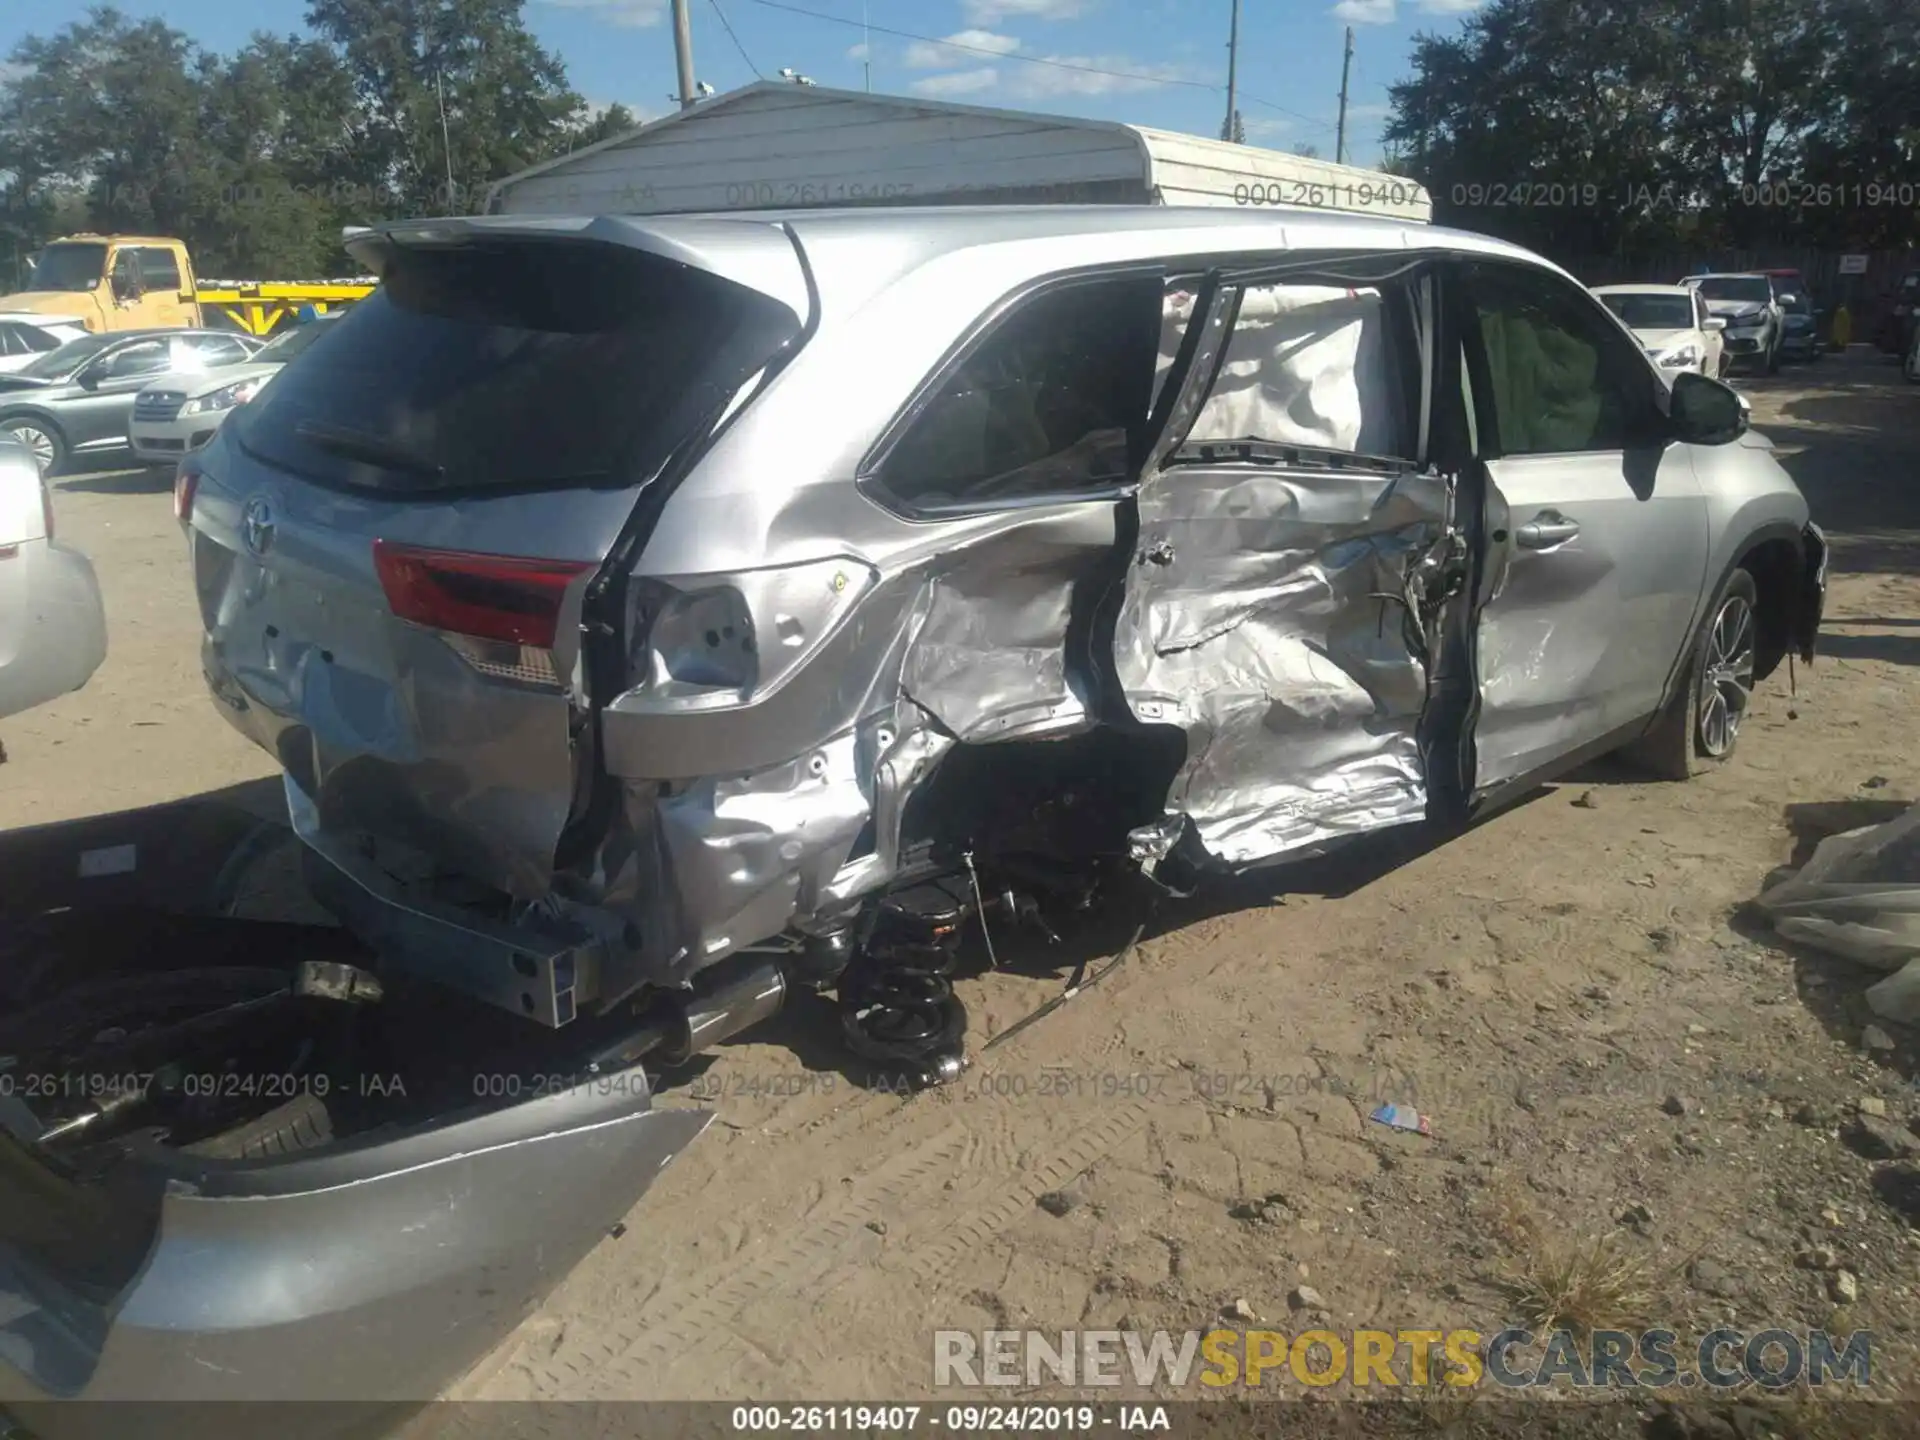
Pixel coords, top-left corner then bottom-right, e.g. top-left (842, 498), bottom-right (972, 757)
top-left (911, 67), bottom-right (1002, 96)
top-left (961, 0), bottom-right (1086, 22)
top-left (1243, 115), bottom-right (1295, 139)
top-left (1418, 0), bottom-right (1487, 10)
top-left (846, 42), bottom-right (870, 60)
top-left (1004, 54), bottom-right (1195, 98)
top-left (539, 0), bottom-right (667, 27)
top-left (1345, 102), bottom-right (1391, 120)
top-left (1331, 0), bottom-right (1396, 22)
top-left (904, 30), bottom-right (1021, 68)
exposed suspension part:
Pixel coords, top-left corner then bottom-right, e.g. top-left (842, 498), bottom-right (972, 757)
top-left (837, 878), bottom-right (971, 1089)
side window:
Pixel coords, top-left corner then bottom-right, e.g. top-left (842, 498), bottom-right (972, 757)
top-left (0, 325), bottom-right (23, 357)
top-left (1186, 279), bottom-right (1410, 459)
top-left (101, 340), bottom-right (170, 379)
top-left (180, 335), bottom-right (250, 367)
top-left (14, 324), bottom-right (60, 353)
top-left (1464, 263), bottom-right (1647, 457)
top-left (137, 247), bottom-right (183, 292)
top-left (873, 275), bottom-right (1162, 509)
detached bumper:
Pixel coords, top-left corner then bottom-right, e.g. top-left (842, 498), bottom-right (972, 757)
top-left (0, 1070), bottom-right (710, 1439)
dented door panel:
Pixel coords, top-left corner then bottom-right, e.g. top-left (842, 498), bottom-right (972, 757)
top-left (1114, 268), bottom-right (1446, 870)
top-left (1114, 466), bottom-right (1450, 865)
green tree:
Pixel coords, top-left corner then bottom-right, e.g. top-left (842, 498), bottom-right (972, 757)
top-left (302, 0), bottom-right (585, 216)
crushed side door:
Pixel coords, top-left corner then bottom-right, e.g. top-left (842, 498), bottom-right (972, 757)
top-left (1113, 254), bottom-right (1469, 875)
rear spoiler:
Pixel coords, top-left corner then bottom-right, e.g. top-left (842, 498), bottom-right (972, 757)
top-left (343, 214), bottom-right (814, 329)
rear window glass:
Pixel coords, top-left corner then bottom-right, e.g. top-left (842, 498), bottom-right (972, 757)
top-left (235, 240), bottom-right (802, 493)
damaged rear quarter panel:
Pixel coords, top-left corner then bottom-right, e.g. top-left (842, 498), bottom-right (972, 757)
top-left (582, 239), bottom-right (1147, 983)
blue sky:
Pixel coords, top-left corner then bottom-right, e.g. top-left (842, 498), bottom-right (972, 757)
top-left (2, 0), bottom-right (1488, 166)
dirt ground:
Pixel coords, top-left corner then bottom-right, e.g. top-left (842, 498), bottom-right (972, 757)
top-left (4, 351), bottom-right (1919, 1422)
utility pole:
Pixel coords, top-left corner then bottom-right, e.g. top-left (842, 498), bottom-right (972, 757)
top-left (863, 0), bottom-right (872, 92)
top-left (671, 0), bottom-right (698, 110)
top-left (1221, 0), bottom-right (1240, 142)
top-left (436, 70), bottom-right (456, 210)
top-left (1334, 26), bottom-right (1354, 165)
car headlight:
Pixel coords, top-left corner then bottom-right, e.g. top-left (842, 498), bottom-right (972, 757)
top-left (181, 377), bottom-right (265, 415)
top-left (1656, 344), bottom-right (1700, 368)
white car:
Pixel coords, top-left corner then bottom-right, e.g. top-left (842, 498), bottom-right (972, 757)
top-left (1593, 284), bottom-right (1727, 378)
top-left (0, 434), bottom-right (106, 721)
top-left (129, 314), bottom-right (339, 465)
top-left (0, 313), bottom-right (91, 374)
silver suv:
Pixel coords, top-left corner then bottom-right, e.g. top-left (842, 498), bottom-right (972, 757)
top-left (184, 208), bottom-right (1826, 1081)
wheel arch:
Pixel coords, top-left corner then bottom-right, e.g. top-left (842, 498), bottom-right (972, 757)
top-left (0, 407), bottom-right (69, 446)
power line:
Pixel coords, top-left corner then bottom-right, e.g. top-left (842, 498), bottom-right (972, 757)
top-left (738, 0), bottom-right (1335, 132)
top-left (708, 0), bottom-right (764, 79)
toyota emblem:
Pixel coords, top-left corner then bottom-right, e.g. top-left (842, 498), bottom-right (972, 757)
top-left (241, 494), bottom-right (277, 557)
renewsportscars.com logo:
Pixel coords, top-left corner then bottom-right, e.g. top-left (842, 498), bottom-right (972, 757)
top-left (934, 1327), bottom-right (1873, 1391)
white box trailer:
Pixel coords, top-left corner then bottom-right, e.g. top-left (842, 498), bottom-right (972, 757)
top-left (486, 81), bottom-right (1430, 223)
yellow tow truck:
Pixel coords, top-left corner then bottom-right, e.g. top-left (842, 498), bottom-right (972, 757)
top-left (2, 234), bottom-right (373, 338)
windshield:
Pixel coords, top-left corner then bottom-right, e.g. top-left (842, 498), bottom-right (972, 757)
top-left (1693, 276), bottom-right (1771, 304)
top-left (1599, 293), bottom-right (1696, 331)
top-left (23, 243), bottom-right (108, 294)
top-left (236, 241), bottom-right (804, 494)
top-left (16, 333), bottom-right (116, 380)
top-left (252, 318), bottom-right (337, 365)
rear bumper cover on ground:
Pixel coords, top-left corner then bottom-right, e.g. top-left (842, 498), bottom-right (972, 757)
top-left (0, 1062), bottom-right (709, 1437)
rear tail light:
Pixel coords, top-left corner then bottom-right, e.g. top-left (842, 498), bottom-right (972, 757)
top-left (174, 454), bottom-right (203, 524)
top-left (373, 541), bottom-right (593, 685)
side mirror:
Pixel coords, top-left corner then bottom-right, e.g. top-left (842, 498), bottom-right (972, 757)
top-left (1670, 371), bottom-right (1748, 445)
top-left (1702, 315), bottom-right (1727, 331)
top-left (74, 362), bottom-right (104, 389)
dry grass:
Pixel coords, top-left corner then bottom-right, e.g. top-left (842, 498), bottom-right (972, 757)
top-left (1484, 1189), bottom-right (1671, 1336)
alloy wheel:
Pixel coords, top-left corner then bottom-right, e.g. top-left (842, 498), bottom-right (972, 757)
top-left (4, 423), bottom-right (54, 474)
top-left (1697, 593), bottom-right (1756, 758)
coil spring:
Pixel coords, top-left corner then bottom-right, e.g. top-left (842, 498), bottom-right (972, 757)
top-left (838, 936), bottom-right (968, 1087)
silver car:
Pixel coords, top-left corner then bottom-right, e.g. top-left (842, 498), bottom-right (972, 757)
top-left (181, 207), bottom-right (1824, 1055)
top-left (0, 328), bottom-right (263, 474)
top-left (1, 206), bottom-right (1828, 1417)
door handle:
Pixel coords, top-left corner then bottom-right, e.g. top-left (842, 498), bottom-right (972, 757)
top-left (1514, 513), bottom-right (1579, 550)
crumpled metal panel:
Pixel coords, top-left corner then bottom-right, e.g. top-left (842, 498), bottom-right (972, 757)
top-left (588, 503), bottom-right (1113, 987)
top-left (898, 506), bottom-right (1113, 744)
top-left (1116, 466), bottom-right (1447, 868)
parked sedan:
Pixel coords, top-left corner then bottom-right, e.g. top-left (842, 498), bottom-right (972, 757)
top-left (1777, 288), bottom-right (1822, 363)
top-left (0, 434), bottom-right (106, 720)
top-left (0, 328), bottom-right (263, 475)
top-left (130, 312), bottom-right (340, 465)
top-left (1684, 272), bottom-right (1785, 373)
top-left (0, 313), bottom-right (90, 374)
top-left (1593, 283), bottom-right (1727, 377)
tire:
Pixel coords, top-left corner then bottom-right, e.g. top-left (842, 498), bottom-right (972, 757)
top-left (183, 1091), bottom-right (336, 1159)
top-left (1, 416), bottom-right (64, 476)
top-left (1620, 569), bottom-right (1759, 781)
